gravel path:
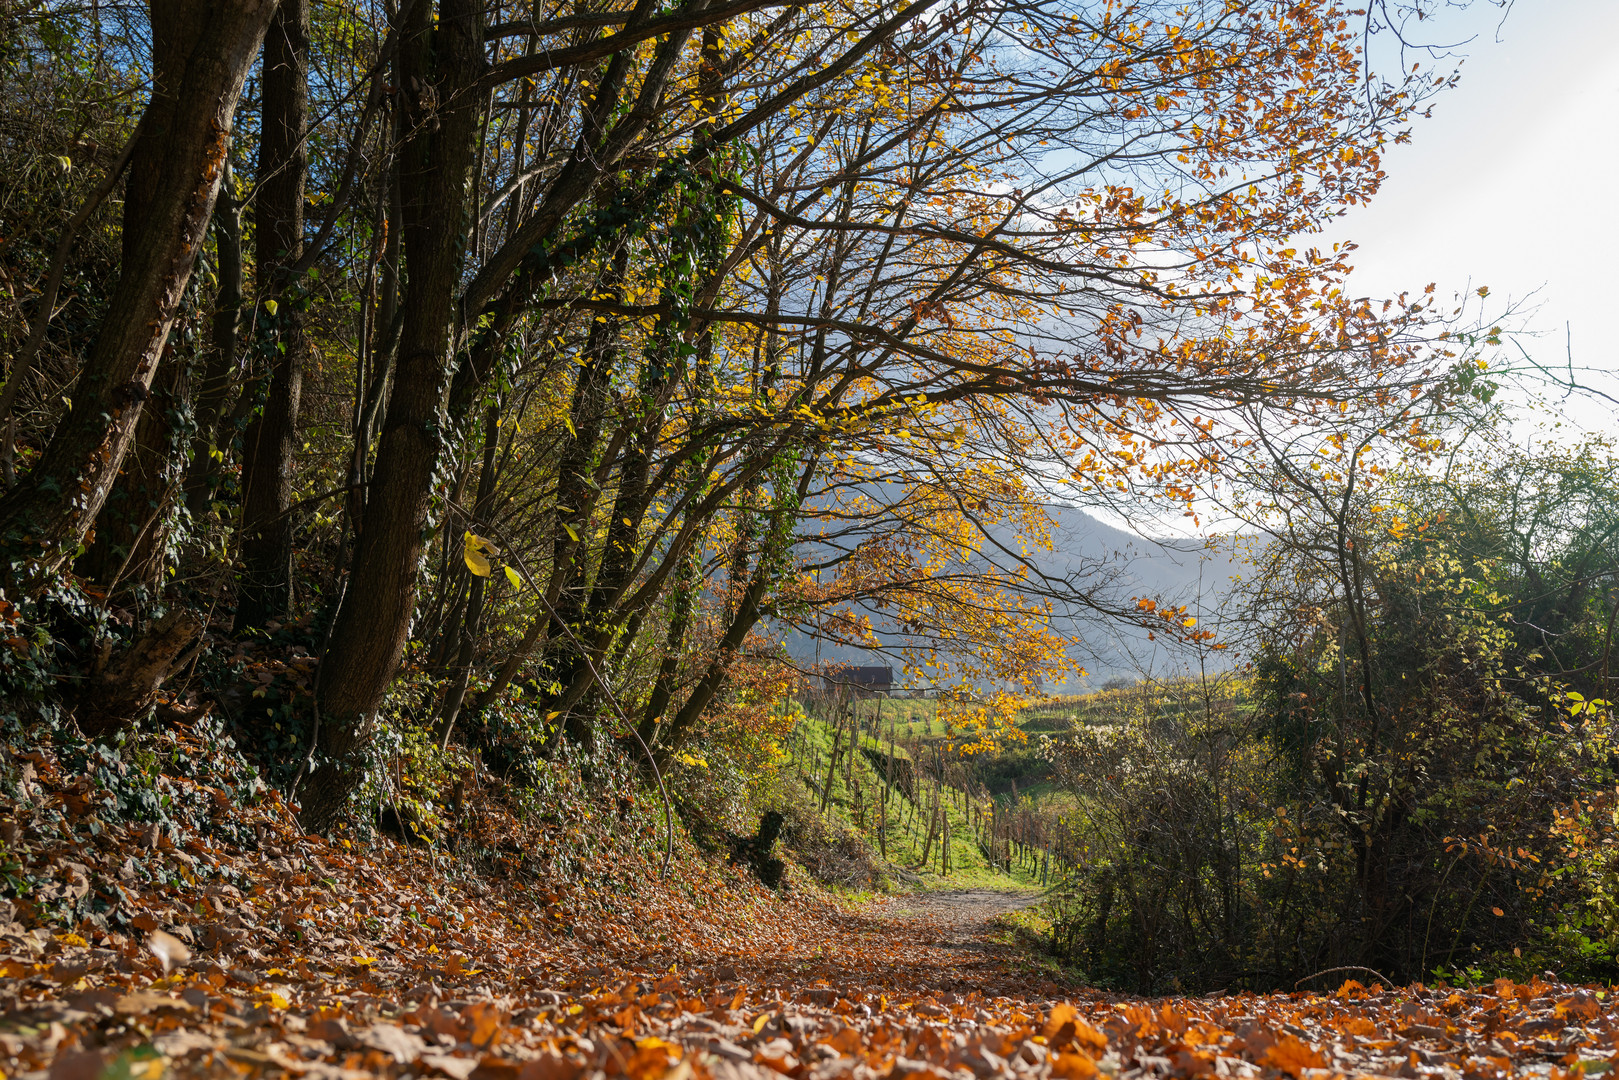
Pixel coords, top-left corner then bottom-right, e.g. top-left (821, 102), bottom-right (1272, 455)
top-left (878, 888), bottom-right (1044, 949)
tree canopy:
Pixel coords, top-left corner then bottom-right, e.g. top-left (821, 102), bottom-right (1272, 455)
top-left (0, 0), bottom-right (1512, 829)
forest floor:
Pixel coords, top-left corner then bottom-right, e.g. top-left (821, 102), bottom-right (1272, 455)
top-left (878, 889), bottom-right (1041, 928)
top-left (4, 750), bottom-right (1618, 1080)
top-left (874, 890), bottom-right (1042, 960)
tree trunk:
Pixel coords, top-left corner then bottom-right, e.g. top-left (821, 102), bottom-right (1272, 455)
top-left (236, 0), bottom-right (310, 631)
top-left (635, 539), bottom-right (701, 745)
top-left (343, 158), bottom-right (402, 543)
top-left (76, 347), bottom-right (193, 592)
top-left (535, 246), bottom-right (626, 744)
top-left (304, 0), bottom-right (485, 831)
top-left (0, 0), bottom-right (277, 587)
top-left (184, 155), bottom-right (245, 517)
top-left (78, 608), bottom-right (205, 738)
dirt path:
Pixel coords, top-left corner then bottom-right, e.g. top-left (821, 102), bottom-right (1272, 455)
top-left (883, 888), bottom-right (1041, 918)
top-left (880, 888), bottom-right (1042, 933)
top-left (868, 888), bottom-right (1051, 985)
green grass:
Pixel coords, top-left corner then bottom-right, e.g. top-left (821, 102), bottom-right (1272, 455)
top-left (783, 710), bottom-right (1044, 892)
top-left (866, 698), bottom-right (947, 737)
top-left (803, 697), bottom-right (949, 743)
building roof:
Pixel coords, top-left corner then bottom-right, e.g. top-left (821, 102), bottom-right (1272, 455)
top-left (823, 665), bottom-right (893, 686)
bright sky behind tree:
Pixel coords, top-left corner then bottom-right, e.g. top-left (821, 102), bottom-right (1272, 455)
top-left (1327, 0), bottom-right (1619, 429)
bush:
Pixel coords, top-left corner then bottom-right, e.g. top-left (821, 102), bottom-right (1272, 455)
top-left (1042, 442), bottom-right (1619, 991)
top-left (1043, 677), bottom-right (1284, 993)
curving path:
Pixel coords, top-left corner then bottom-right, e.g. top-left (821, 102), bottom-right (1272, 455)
top-left (875, 888), bottom-right (1048, 967)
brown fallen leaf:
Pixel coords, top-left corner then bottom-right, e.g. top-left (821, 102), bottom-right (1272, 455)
top-left (45, 1047), bottom-right (107, 1080)
top-left (152, 1030), bottom-right (222, 1057)
top-left (422, 1052), bottom-right (482, 1079)
top-left (146, 929), bottom-right (191, 972)
top-left (1051, 1050), bottom-right (1099, 1080)
top-left (115, 989), bottom-right (194, 1016)
top-left (357, 1022), bottom-right (429, 1062)
top-left (514, 1053), bottom-right (578, 1080)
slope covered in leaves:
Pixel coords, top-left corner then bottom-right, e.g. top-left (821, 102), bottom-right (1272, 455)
top-left (4, 741), bottom-right (1619, 1080)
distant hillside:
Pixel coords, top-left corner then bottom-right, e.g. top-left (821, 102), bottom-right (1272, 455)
top-left (1037, 505), bottom-right (1247, 689)
top-left (775, 504), bottom-right (1248, 692)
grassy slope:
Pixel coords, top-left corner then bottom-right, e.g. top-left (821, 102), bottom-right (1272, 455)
top-left (786, 710), bottom-right (1042, 893)
top-left (781, 686), bottom-right (1208, 895)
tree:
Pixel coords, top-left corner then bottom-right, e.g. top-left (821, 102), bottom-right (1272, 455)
top-left (303, 0), bottom-right (1470, 826)
top-left (0, 0), bottom-right (1504, 839)
top-left (0, 0), bottom-right (278, 584)
top-left (1230, 415), bottom-right (1614, 979)
top-left (1039, 420), bottom-right (1617, 989)
top-left (235, 0), bottom-right (312, 630)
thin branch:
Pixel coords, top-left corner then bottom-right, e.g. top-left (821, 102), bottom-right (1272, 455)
top-left (0, 117), bottom-right (143, 483)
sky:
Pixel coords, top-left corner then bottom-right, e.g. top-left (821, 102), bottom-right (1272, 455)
top-left (809, 3), bottom-right (1619, 684)
top-left (1324, 0), bottom-right (1619, 428)
top-left (1080, 0), bottom-right (1618, 574)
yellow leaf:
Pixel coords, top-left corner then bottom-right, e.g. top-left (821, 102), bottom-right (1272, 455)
top-left (562, 523), bottom-right (579, 542)
top-left (753, 1013), bottom-right (772, 1033)
top-left (463, 531), bottom-right (497, 577)
top-left (504, 566), bottom-right (522, 590)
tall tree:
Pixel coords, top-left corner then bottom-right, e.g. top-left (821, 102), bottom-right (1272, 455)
top-left (236, 0), bottom-right (311, 630)
top-left (303, 0), bottom-right (943, 825)
top-left (302, 0), bottom-right (487, 827)
top-left (0, 0), bottom-right (278, 586)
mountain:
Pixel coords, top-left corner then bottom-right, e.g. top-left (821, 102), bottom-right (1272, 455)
top-left (1034, 506), bottom-right (1247, 690)
top-left (773, 504), bottom-right (1249, 693)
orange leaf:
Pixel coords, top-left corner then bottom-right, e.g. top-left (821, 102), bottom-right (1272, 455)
top-left (1043, 1003), bottom-right (1078, 1043)
top-left (1263, 1037), bottom-right (1329, 1077)
top-left (1052, 1052), bottom-right (1098, 1080)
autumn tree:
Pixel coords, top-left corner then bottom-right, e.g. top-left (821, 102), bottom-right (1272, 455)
top-left (0, 0), bottom-right (277, 583)
top-left (0, 0), bottom-right (1508, 835)
top-left (1183, 409), bottom-right (1613, 982)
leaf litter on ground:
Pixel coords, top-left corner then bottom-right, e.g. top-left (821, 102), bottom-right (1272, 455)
top-left (3, 740), bottom-right (1618, 1080)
